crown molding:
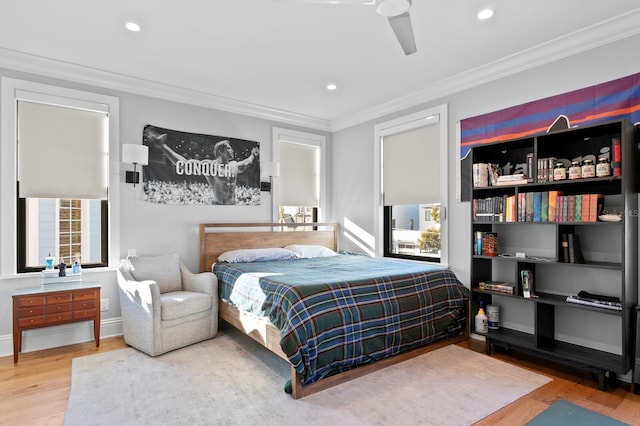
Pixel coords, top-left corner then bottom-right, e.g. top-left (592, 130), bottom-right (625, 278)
top-left (330, 8), bottom-right (640, 132)
top-left (0, 48), bottom-right (332, 132)
top-left (2, 8), bottom-right (639, 135)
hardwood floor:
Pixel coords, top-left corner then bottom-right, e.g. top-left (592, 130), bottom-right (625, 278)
top-left (2, 335), bottom-right (639, 425)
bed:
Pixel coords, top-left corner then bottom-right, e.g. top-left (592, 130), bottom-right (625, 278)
top-left (199, 222), bottom-right (470, 398)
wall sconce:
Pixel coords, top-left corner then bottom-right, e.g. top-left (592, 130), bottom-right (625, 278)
top-left (260, 161), bottom-right (280, 192)
top-left (122, 144), bottom-right (149, 187)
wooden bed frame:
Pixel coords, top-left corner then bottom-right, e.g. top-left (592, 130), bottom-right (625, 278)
top-left (199, 222), bottom-right (467, 399)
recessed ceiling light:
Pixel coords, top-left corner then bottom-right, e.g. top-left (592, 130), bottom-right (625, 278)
top-left (326, 83), bottom-right (338, 91)
top-left (477, 8), bottom-right (495, 20)
top-left (125, 22), bottom-right (141, 32)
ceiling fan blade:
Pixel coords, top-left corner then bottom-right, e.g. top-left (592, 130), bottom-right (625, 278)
top-left (387, 12), bottom-right (417, 55)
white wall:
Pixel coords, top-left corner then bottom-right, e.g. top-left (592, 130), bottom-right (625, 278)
top-left (0, 68), bottom-right (329, 356)
top-left (331, 33), bottom-right (640, 353)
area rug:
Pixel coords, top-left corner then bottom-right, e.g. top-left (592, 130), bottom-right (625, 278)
top-left (526, 399), bottom-right (629, 425)
top-left (64, 327), bottom-right (551, 426)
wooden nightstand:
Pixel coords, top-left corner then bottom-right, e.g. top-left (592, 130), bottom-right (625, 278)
top-left (12, 282), bottom-right (101, 363)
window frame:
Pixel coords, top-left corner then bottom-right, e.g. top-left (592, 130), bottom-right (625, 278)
top-left (374, 104), bottom-right (449, 265)
top-left (1, 77), bottom-right (120, 276)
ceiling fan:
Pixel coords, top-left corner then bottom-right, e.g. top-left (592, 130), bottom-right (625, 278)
top-left (277, 0), bottom-right (417, 55)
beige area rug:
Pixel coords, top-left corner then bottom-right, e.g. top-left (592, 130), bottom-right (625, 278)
top-left (64, 327), bottom-right (551, 426)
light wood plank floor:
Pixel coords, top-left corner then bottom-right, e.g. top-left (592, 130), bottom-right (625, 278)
top-left (2, 335), bottom-right (639, 425)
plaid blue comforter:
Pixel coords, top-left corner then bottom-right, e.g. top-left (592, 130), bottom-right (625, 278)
top-left (213, 254), bottom-right (469, 385)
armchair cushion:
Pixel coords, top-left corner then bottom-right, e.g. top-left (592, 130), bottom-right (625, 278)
top-left (129, 253), bottom-right (182, 293)
top-left (161, 291), bottom-right (212, 321)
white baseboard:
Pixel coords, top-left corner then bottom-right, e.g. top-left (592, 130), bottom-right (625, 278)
top-left (0, 317), bottom-right (123, 359)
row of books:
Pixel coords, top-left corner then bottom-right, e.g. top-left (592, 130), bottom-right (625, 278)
top-left (477, 270), bottom-right (534, 297)
top-left (472, 192), bottom-right (604, 223)
top-left (478, 281), bottom-right (515, 295)
top-left (530, 154), bottom-right (557, 183)
top-left (474, 231), bottom-right (498, 256)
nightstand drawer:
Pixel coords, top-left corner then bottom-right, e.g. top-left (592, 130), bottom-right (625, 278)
top-left (73, 300), bottom-right (96, 310)
top-left (46, 312), bottom-right (73, 324)
top-left (46, 303), bottom-right (72, 314)
top-left (18, 306), bottom-right (45, 317)
top-left (73, 309), bottom-right (97, 320)
top-left (18, 315), bottom-right (46, 328)
top-left (17, 296), bottom-right (46, 308)
top-left (73, 291), bottom-right (98, 301)
top-left (46, 294), bottom-right (72, 304)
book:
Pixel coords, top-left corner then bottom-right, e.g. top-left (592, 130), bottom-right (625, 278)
top-left (581, 194), bottom-right (590, 223)
top-left (475, 231), bottom-right (483, 255)
top-left (478, 281), bottom-right (516, 295)
top-left (611, 137), bottom-right (621, 177)
top-left (567, 234), bottom-right (585, 264)
top-left (521, 269), bottom-right (534, 298)
top-left (525, 192), bottom-right (534, 222)
top-left (483, 232), bottom-right (498, 256)
top-left (588, 194), bottom-right (604, 222)
top-left (548, 191), bottom-right (562, 223)
top-left (560, 233), bottom-right (569, 263)
top-left (494, 178), bottom-right (528, 186)
top-left (541, 192), bottom-right (549, 222)
top-left (558, 196), bottom-right (564, 222)
top-left (566, 295), bottom-right (622, 311)
top-left (518, 193), bottom-right (526, 222)
top-left (496, 173), bottom-right (526, 182)
top-left (473, 163), bottom-right (489, 187)
top-left (533, 192), bottom-right (542, 222)
top-left (526, 153), bottom-right (534, 183)
top-left (567, 195), bottom-right (575, 222)
top-left (574, 195), bottom-right (582, 222)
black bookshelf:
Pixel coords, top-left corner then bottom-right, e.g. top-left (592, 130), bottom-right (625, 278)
top-left (469, 119), bottom-right (638, 390)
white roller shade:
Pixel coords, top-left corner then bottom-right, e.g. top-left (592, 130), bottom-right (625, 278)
top-left (280, 141), bottom-right (319, 207)
top-left (17, 100), bottom-right (108, 199)
top-left (383, 124), bottom-right (440, 205)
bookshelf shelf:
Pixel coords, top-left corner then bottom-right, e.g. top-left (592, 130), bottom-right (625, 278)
top-left (486, 328), bottom-right (624, 374)
top-left (470, 119), bottom-right (637, 390)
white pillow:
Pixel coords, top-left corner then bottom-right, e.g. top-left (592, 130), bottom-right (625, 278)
top-left (217, 247), bottom-right (298, 263)
top-left (285, 244), bottom-right (337, 259)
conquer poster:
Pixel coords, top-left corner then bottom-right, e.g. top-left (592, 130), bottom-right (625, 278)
top-left (142, 125), bottom-right (261, 205)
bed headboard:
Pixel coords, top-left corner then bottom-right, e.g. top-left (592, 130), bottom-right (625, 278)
top-left (199, 222), bottom-right (338, 272)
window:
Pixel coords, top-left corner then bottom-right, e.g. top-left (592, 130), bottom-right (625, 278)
top-left (1, 78), bottom-right (119, 275)
top-left (18, 198), bottom-right (106, 272)
top-left (374, 105), bottom-right (448, 264)
top-left (272, 128), bottom-right (326, 223)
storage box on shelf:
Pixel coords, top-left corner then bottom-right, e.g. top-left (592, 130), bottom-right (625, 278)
top-left (469, 119), bottom-right (637, 390)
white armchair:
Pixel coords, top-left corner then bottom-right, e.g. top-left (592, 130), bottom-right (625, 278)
top-left (116, 253), bottom-right (218, 356)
